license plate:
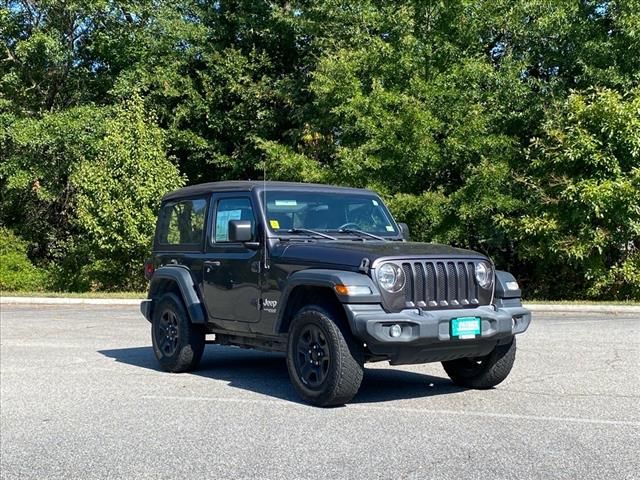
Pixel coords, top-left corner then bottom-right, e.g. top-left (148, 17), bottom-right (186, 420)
top-left (451, 317), bottom-right (481, 339)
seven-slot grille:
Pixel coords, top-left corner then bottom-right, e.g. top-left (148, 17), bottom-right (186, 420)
top-left (400, 260), bottom-right (483, 309)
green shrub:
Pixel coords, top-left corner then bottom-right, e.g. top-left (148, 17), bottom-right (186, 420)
top-left (1, 96), bottom-right (183, 291)
top-left (0, 227), bottom-right (49, 291)
top-left (69, 95), bottom-right (184, 290)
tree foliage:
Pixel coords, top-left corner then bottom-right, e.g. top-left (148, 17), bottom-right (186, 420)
top-left (70, 95), bottom-right (184, 290)
top-left (501, 88), bottom-right (640, 299)
top-left (1, 0), bottom-right (638, 298)
top-left (0, 226), bottom-right (49, 291)
top-left (1, 95), bottom-right (182, 290)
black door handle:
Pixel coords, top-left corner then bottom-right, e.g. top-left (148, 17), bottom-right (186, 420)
top-left (205, 260), bottom-right (221, 273)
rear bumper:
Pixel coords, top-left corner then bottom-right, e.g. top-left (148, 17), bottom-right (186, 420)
top-left (344, 304), bottom-right (531, 365)
top-left (140, 299), bottom-right (152, 323)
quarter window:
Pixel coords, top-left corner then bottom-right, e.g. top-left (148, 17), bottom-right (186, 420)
top-left (157, 198), bottom-right (208, 246)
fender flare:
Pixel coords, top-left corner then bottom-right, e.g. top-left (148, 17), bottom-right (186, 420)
top-left (493, 270), bottom-right (523, 309)
top-left (494, 270), bottom-right (522, 299)
top-left (147, 265), bottom-right (206, 324)
top-left (275, 269), bottom-right (381, 334)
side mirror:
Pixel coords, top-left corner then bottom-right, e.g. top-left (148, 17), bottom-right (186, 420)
top-left (228, 220), bottom-right (253, 243)
top-left (398, 222), bottom-right (410, 241)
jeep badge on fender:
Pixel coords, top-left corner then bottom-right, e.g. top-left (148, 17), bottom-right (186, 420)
top-left (140, 181), bottom-right (531, 407)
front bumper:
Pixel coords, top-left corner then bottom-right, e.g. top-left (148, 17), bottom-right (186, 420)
top-left (344, 304), bottom-right (531, 365)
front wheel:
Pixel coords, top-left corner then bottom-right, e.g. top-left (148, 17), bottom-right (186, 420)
top-left (442, 337), bottom-right (517, 389)
top-left (152, 293), bottom-right (205, 373)
top-left (286, 305), bottom-right (364, 407)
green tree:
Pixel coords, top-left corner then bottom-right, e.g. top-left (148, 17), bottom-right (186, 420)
top-left (500, 88), bottom-right (640, 299)
top-left (0, 105), bottom-right (109, 264)
top-left (71, 94), bottom-right (184, 290)
top-left (0, 227), bottom-right (49, 291)
top-left (1, 96), bottom-right (182, 290)
top-left (2, 0), bottom-right (639, 298)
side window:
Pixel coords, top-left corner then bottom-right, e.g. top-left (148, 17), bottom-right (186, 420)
top-left (157, 198), bottom-right (208, 246)
top-left (214, 197), bottom-right (254, 243)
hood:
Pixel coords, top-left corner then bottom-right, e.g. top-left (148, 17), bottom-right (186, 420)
top-left (271, 240), bottom-right (487, 268)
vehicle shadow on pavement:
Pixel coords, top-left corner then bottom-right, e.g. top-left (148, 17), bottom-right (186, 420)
top-left (354, 368), bottom-right (465, 404)
top-left (99, 345), bottom-right (465, 405)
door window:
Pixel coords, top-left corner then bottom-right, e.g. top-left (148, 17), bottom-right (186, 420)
top-left (213, 197), bottom-right (255, 243)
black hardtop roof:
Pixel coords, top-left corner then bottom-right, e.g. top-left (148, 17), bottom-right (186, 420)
top-left (162, 181), bottom-right (375, 201)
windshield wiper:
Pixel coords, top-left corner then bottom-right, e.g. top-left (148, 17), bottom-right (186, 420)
top-left (287, 228), bottom-right (337, 240)
top-left (337, 228), bottom-right (387, 241)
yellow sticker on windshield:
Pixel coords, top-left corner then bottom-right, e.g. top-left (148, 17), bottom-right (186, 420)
top-left (270, 220), bottom-right (280, 229)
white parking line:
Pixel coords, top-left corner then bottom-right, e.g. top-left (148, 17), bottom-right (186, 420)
top-left (141, 395), bottom-right (639, 427)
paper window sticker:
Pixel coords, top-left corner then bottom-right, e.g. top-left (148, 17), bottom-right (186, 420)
top-left (270, 220), bottom-right (280, 229)
top-left (215, 210), bottom-right (242, 241)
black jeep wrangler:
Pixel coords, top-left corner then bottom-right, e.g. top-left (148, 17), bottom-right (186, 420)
top-left (141, 181), bottom-right (531, 406)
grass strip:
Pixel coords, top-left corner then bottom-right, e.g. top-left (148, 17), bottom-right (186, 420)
top-left (1, 291), bottom-right (145, 299)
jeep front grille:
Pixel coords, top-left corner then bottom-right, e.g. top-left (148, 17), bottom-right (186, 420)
top-left (400, 260), bottom-right (487, 309)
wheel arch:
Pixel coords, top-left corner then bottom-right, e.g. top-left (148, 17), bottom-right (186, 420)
top-left (275, 269), bottom-right (380, 335)
top-left (147, 266), bottom-right (206, 324)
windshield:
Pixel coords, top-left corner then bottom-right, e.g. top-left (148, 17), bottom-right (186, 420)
top-left (264, 190), bottom-right (399, 237)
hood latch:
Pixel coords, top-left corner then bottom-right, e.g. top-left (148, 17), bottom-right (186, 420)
top-left (358, 257), bottom-right (371, 274)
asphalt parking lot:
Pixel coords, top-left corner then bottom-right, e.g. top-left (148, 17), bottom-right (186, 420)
top-left (1, 304), bottom-right (638, 480)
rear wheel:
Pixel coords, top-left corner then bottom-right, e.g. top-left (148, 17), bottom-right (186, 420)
top-left (152, 293), bottom-right (205, 373)
top-left (286, 305), bottom-right (364, 407)
top-left (442, 337), bottom-right (516, 389)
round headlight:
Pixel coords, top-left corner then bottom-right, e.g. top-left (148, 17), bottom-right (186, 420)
top-left (376, 263), bottom-right (405, 293)
top-left (475, 261), bottom-right (494, 289)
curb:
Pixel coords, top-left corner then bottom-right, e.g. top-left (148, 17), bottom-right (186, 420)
top-left (1, 296), bottom-right (638, 313)
top-left (524, 304), bottom-right (640, 314)
top-left (1, 296), bottom-right (143, 306)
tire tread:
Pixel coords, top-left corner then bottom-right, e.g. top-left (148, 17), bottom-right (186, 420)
top-left (286, 305), bottom-right (364, 407)
top-left (442, 337), bottom-right (516, 389)
top-left (152, 293), bottom-right (205, 373)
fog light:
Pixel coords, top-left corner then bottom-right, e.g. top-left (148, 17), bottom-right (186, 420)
top-left (389, 324), bottom-right (402, 338)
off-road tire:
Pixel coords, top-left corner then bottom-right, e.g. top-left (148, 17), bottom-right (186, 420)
top-left (442, 337), bottom-right (516, 389)
top-left (286, 305), bottom-right (364, 407)
top-left (152, 293), bottom-right (205, 373)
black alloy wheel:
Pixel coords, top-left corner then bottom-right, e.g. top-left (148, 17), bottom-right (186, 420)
top-left (295, 324), bottom-right (331, 388)
top-left (286, 305), bottom-right (364, 407)
top-left (151, 292), bottom-right (205, 373)
top-left (156, 308), bottom-right (180, 357)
